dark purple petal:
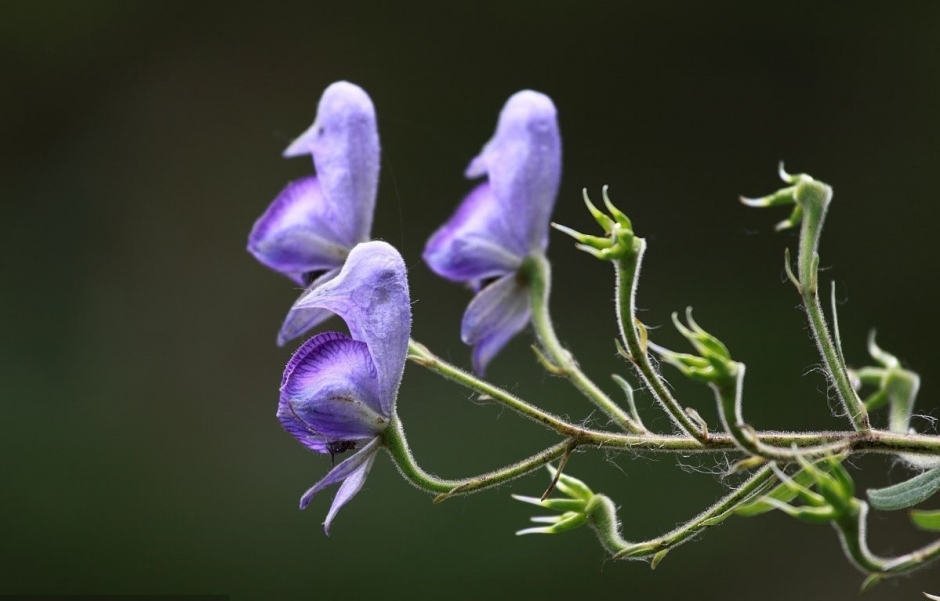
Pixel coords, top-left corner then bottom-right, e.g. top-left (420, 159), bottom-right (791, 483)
top-left (247, 177), bottom-right (351, 283)
top-left (297, 438), bottom-right (380, 534)
top-left (461, 273), bottom-right (532, 375)
top-left (278, 332), bottom-right (385, 448)
top-left (282, 81), bottom-right (379, 247)
top-left (423, 182), bottom-right (525, 283)
top-left (465, 90), bottom-right (561, 252)
top-left (277, 268), bottom-right (342, 346)
top-left (293, 241), bottom-right (410, 414)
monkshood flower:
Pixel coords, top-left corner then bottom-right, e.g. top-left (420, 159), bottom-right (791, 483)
top-left (247, 81), bottom-right (380, 345)
top-left (423, 90), bottom-right (561, 374)
top-left (277, 241), bottom-right (410, 533)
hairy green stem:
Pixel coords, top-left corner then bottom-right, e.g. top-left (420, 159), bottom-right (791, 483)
top-left (408, 339), bottom-right (585, 436)
top-left (712, 364), bottom-right (851, 461)
top-left (832, 503), bottom-right (940, 582)
top-left (614, 240), bottom-right (704, 439)
top-left (794, 181), bottom-right (870, 431)
top-left (589, 466), bottom-right (777, 560)
top-left (408, 337), bottom-right (940, 458)
top-left (382, 415), bottom-right (571, 497)
top-left (523, 253), bottom-right (645, 434)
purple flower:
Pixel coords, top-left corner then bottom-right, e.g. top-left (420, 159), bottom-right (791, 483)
top-left (277, 241), bottom-right (410, 534)
top-left (423, 90), bottom-right (561, 374)
top-left (247, 81), bottom-right (380, 345)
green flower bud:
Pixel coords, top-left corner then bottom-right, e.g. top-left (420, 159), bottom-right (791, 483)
top-left (512, 465), bottom-right (596, 536)
top-left (552, 187), bottom-right (640, 261)
top-left (651, 308), bottom-right (739, 385)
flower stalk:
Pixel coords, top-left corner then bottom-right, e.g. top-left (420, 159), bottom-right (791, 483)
top-left (743, 167), bottom-right (869, 431)
top-left (523, 253), bottom-right (647, 434)
top-left (554, 187), bottom-right (705, 440)
top-left (381, 415), bottom-right (574, 498)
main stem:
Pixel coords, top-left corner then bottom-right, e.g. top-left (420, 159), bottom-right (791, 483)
top-left (409, 337), bottom-right (940, 457)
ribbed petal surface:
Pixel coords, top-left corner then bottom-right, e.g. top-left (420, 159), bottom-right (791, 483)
top-left (293, 241), bottom-right (411, 412)
top-left (461, 273), bottom-right (532, 375)
top-left (278, 332), bottom-right (385, 448)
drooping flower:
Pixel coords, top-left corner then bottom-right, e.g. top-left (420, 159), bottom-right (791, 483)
top-left (423, 90), bottom-right (561, 374)
top-left (277, 241), bottom-right (410, 533)
top-left (247, 81), bottom-right (380, 345)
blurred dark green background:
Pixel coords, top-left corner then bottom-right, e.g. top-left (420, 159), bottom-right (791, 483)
top-left (3, 1), bottom-right (940, 599)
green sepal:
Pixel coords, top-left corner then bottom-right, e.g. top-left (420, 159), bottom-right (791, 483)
top-left (766, 500), bottom-right (838, 525)
top-left (867, 467), bottom-right (940, 511)
top-left (600, 186), bottom-right (633, 230)
top-left (860, 573), bottom-right (883, 593)
top-left (795, 453), bottom-right (855, 511)
top-left (868, 330), bottom-right (900, 369)
top-left (553, 187), bottom-right (638, 261)
top-left (516, 511), bottom-right (589, 536)
top-left (654, 309), bottom-right (738, 385)
top-left (511, 495), bottom-right (586, 513)
top-left (740, 164), bottom-right (823, 231)
top-left (547, 464), bottom-right (594, 501)
top-left (611, 374), bottom-right (645, 429)
top-left (582, 188), bottom-right (615, 231)
top-left (550, 223), bottom-right (612, 250)
top-left (650, 549), bottom-right (669, 569)
top-left (513, 465), bottom-right (597, 537)
top-left (737, 469), bottom-right (822, 517)
top-left (910, 509), bottom-right (940, 532)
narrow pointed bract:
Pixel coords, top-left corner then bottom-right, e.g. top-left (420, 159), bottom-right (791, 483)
top-left (423, 90), bottom-right (561, 374)
top-left (248, 81), bottom-right (381, 345)
top-left (277, 241), bottom-right (410, 533)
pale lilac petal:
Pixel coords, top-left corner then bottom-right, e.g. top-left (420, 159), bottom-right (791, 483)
top-left (293, 241), bottom-right (410, 412)
top-left (468, 90), bottom-right (561, 252)
top-left (298, 438), bottom-right (380, 511)
top-left (278, 332), bottom-right (385, 447)
top-left (423, 182), bottom-right (524, 283)
top-left (282, 81), bottom-right (379, 246)
top-left (247, 177), bottom-right (351, 283)
top-left (464, 153), bottom-right (488, 179)
top-left (277, 268), bottom-right (342, 346)
top-left (461, 273), bottom-right (532, 375)
top-left (321, 450), bottom-right (376, 535)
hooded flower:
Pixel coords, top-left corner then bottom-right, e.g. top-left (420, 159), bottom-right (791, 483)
top-left (247, 81), bottom-right (380, 345)
top-left (277, 241), bottom-right (410, 533)
top-left (423, 90), bottom-right (561, 374)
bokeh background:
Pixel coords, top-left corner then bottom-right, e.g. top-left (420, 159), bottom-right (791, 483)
top-left (3, 1), bottom-right (940, 599)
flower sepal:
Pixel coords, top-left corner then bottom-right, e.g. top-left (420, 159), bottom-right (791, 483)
top-left (512, 465), bottom-right (595, 536)
top-left (651, 309), bottom-right (739, 386)
top-left (553, 186), bottom-right (640, 261)
top-left (756, 455), bottom-right (859, 526)
top-left (740, 163), bottom-right (832, 232)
